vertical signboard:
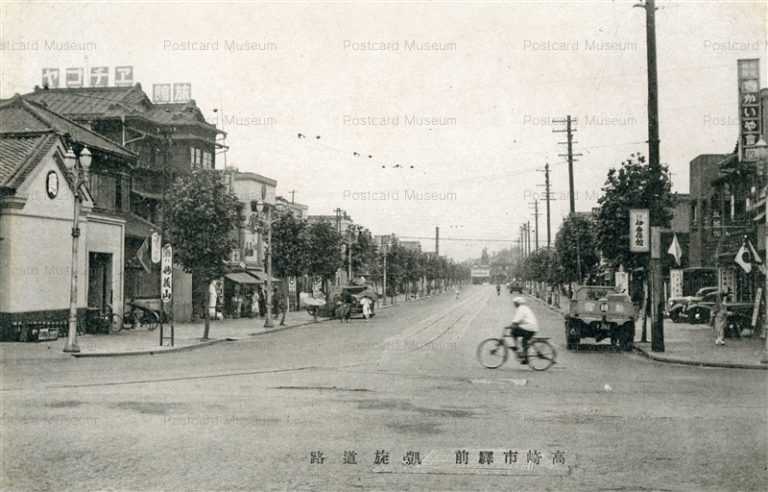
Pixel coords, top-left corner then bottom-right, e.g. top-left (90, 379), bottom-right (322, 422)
top-left (161, 245), bottom-right (173, 303)
top-left (738, 59), bottom-right (761, 161)
top-left (669, 269), bottom-right (683, 298)
top-left (629, 209), bottom-right (650, 253)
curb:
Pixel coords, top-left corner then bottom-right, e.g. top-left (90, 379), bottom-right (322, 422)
top-left (528, 292), bottom-right (767, 370)
top-left (632, 344), bottom-right (768, 370)
top-left (71, 338), bottom-right (232, 358)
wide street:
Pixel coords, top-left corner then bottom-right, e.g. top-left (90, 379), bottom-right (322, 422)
top-left (1, 285), bottom-right (766, 491)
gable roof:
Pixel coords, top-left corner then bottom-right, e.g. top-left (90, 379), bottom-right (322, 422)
top-left (0, 94), bottom-right (136, 160)
top-left (22, 84), bottom-right (220, 134)
top-left (0, 132), bottom-right (59, 189)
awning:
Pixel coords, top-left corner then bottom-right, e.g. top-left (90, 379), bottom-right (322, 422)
top-left (225, 272), bottom-right (260, 285)
top-left (248, 270), bottom-right (280, 282)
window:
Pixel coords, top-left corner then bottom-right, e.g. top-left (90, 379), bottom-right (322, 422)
top-left (203, 151), bottom-right (212, 170)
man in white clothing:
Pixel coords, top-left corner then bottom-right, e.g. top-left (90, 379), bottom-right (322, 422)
top-left (506, 296), bottom-right (539, 364)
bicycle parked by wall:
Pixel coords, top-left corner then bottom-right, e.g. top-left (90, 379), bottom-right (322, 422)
top-left (116, 301), bottom-right (161, 332)
top-left (77, 304), bottom-right (123, 335)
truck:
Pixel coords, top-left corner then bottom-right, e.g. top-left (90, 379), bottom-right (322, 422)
top-left (565, 286), bottom-right (636, 351)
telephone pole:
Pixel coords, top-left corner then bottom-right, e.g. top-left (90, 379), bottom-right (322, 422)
top-left (553, 116), bottom-right (582, 215)
top-left (529, 200), bottom-right (540, 251)
top-left (637, 0), bottom-right (664, 352)
top-left (525, 221), bottom-right (531, 257)
top-left (435, 226), bottom-right (440, 256)
top-left (537, 162), bottom-right (553, 248)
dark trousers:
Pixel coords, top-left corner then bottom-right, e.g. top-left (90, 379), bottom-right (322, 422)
top-left (509, 326), bottom-right (535, 357)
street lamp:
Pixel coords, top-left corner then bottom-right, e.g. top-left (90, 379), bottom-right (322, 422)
top-left (346, 225), bottom-right (361, 283)
top-left (63, 144), bottom-right (91, 353)
top-left (254, 200), bottom-right (277, 329)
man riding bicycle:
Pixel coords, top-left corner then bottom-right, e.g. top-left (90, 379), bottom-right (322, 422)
top-left (504, 296), bottom-right (538, 364)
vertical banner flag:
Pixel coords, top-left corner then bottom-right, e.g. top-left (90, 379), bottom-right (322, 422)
top-left (629, 209), bottom-right (650, 253)
top-left (667, 233), bottom-right (682, 266)
top-left (161, 245), bottom-right (173, 303)
top-left (669, 269), bottom-right (683, 298)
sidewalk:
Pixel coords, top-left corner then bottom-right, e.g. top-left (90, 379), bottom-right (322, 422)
top-left (2, 310), bottom-right (323, 359)
top-left (527, 294), bottom-right (768, 370)
top-left (1, 291), bottom-right (453, 359)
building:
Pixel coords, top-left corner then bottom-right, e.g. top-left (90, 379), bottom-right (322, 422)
top-left (275, 195), bottom-right (308, 219)
top-left (307, 210), bottom-right (354, 234)
top-left (22, 84), bottom-right (224, 321)
top-left (0, 95), bottom-right (137, 338)
top-left (399, 241), bottom-right (422, 253)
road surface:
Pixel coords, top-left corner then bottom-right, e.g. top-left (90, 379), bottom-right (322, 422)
top-left (2, 285), bottom-right (765, 491)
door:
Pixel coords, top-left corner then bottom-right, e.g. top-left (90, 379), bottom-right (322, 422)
top-left (88, 252), bottom-right (113, 311)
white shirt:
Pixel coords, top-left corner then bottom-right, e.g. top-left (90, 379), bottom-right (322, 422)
top-left (511, 304), bottom-right (538, 333)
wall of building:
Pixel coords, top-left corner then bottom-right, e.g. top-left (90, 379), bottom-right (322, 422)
top-left (86, 214), bottom-right (125, 317)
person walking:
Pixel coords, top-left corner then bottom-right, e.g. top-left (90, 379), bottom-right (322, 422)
top-left (360, 296), bottom-right (372, 321)
top-left (257, 286), bottom-right (266, 318)
top-left (711, 299), bottom-right (727, 345)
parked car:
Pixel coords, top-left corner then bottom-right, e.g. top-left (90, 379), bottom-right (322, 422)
top-left (667, 286), bottom-right (719, 323)
top-left (329, 285), bottom-right (378, 319)
top-left (565, 286), bottom-right (636, 351)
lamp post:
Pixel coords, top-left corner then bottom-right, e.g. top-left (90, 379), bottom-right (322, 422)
top-left (63, 144), bottom-right (91, 353)
top-left (255, 200), bottom-right (277, 329)
top-left (347, 225), bottom-right (360, 283)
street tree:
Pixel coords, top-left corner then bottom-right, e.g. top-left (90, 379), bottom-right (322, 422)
top-left (595, 153), bottom-right (675, 270)
top-left (305, 221), bottom-right (344, 294)
top-left (271, 212), bottom-right (310, 302)
top-left (555, 213), bottom-right (599, 284)
top-left (164, 170), bottom-right (241, 340)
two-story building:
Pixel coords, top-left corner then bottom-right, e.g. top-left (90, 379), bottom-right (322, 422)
top-left (0, 95), bottom-right (137, 338)
top-left (23, 84), bottom-right (224, 321)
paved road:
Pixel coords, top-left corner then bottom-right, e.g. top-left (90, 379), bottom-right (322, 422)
top-left (2, 286), bottom-right (766, 491)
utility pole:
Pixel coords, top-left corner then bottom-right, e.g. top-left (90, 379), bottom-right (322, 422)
top-left (289, 190), bottom-right (296, 204)
top-left (553, 116), bottom-right (582, 215)
top-left (526, 221), bottom-right (531, 257)
top-left (537, 162), bottom-right (553, 248)
top-left (637, 0), bottom-right (664, 352)
top-left (435, 226), bottom-right (440, 256)
top-left (529, 200), bottom-right (540, 251)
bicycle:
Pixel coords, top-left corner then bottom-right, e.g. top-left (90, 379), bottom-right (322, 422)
top-left (78, 305), bottom-right (123, 335)
top-left (118, 302), bottom-right (161, 332)
top-left (477, 328), bottom-right (557, 371)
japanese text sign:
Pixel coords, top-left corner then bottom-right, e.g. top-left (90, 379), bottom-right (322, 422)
top-left (629, 209), bottom-right (649, 253)
top-left (161, 244), bottom-right (173, 303)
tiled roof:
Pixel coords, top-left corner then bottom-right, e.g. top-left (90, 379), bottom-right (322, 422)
top-left (22, 85), bottom-right (150, 118)
top-left (22, 86), bottom-right (218, 132)
top-left (0, 95), bottom-right (135, 160)
top-left (0, 133), bottom-right (59, 188)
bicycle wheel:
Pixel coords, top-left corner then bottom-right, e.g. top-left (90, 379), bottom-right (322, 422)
top-left (109, 313), bottom-right (123, 334)
top-left (527, 340), bottom-right (556, 371)
top-left (477, 338), bottom-right (509, 369)
top-left (144, 312), bottom-right (160, 331)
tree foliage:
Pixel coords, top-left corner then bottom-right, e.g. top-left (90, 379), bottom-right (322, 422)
top-left (305, 221), bottom-right (344, 282)
top-left (271, 212), bottom-right (310, 278)
top-left (164, 170), bottom-right (241, 338)
top-left (595, 153), bottom-right (675, 270)
top-left (555, 214), bottom-right (599, 283)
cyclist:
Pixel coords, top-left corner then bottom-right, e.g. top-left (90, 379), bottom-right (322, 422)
top-left (505, 296), bottom-right (538, 364)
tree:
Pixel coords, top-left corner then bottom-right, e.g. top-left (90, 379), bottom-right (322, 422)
top-left (555, 214), bottom-right (599, 284)
top-left (305, 221), bottom-right (344, 289)
top-left (595, 153), bottom-right (675, 270)
top-left (165, 170), bottom-right (241, 340)
top-left (271, 212), bottom-right (310, 278)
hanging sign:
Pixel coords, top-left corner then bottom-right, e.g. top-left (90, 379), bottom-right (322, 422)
top-left (629, 209), bottom-right (650, 253)
top-left (151, 233), bottom-right (161, 264)
top-left (669, 269), bottom-right (683, 298)
top-left (161, 245), bottom-right (173, 303)
top-left (738, 59), bottom-right (761, 161)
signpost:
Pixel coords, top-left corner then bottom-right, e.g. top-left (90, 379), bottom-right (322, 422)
top-left (629, 209), bottom-right (650, 253)
top-left (160, 244), bottom-right (174, 346)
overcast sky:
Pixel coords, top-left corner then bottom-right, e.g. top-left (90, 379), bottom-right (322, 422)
top-left (1, 0), bottom-right (765, 261)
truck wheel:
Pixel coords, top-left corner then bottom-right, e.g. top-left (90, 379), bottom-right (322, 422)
top-left (620, 323), bottom-right (634, 351)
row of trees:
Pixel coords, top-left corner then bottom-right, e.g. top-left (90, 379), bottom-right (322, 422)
top-left (514, 153), bottom-right (674, 290)
top-left (163, 170), bottom-right (470, 337)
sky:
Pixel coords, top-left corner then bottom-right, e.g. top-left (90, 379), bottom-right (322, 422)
top-left (1, 0), bottom-right (766, 261)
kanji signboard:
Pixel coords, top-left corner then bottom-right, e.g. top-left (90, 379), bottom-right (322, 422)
top-left (737, 59), bottom-right (761, 160)
top-left (161, 244), bottom-right (173, 303)
top-left (670, 269), bottom-right (683, 299)
top-left (629, 209), bottom-right (649, 253)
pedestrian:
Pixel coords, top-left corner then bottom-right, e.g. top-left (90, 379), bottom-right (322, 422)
top-left (711, 299), bottom-right (727, 345)
top-left (360, 296), bottom-right (372, 321)
top-left (277, 288), bottom-right (287, 326)
top-left (341, 289), bottom-right (353, 323)
top-left (257, 286), bottom-right (266, 318)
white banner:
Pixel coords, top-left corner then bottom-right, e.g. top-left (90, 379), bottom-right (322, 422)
top-left (629, 209), bottom-right (650, 253)
top-left (161, 245), bottom-right (173, 303)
